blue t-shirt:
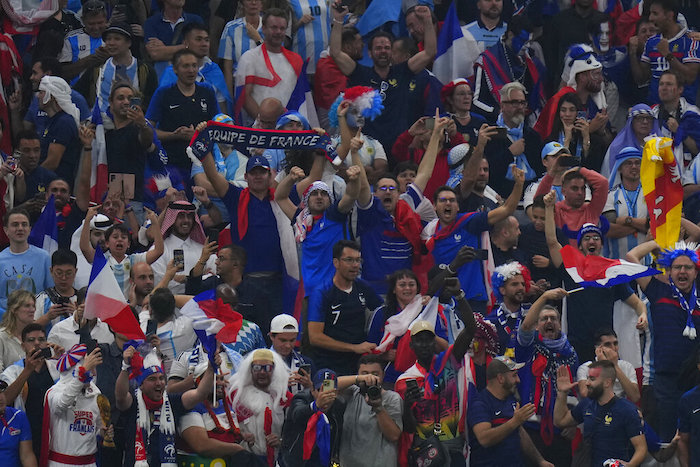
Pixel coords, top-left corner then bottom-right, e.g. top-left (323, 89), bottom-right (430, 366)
top-left (571, 396), bottom-right (644, 467)
top-left (429, 211), bottom-right (490, 301)
top-left (0, 407), bottom-right (32, 467)
top-left (143, 12), bottom-right (204, 77)
top-left (357, 196), bottom-right (415, 295)
top-left (25, 90), bottom-right (90, 136)
top-left (645, 277), bottom-right (700, 376)
top-left (39, 111), bottom-right (80, 188)
top-left (641, 29), bottom-right (700, 104)
top-left (300, 202), bottom-right (348, 297)
top-left (468, 390), bottom-right (523, 467)
top-left (0, 245), bottom-right (53, 313)
top-left (678, 385), bottom-right (700, 464)
top-left (221, 185), bottom-right (284, 275)
top-left (308, 278), bottom-right (382, 375)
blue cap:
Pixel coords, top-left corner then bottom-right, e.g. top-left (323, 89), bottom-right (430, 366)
top-left (246, 155), bottom-right (271, 173)
top-left (541, 141), bottom-right (570, 160)
top-left (312, 368), bottom-right (337, 390)
top-left (577, 223), bottom-right (603, 246)
top-left (609, 146), bottom-right (642, 189)
top-left (276, 111), bottom-right (310, 130)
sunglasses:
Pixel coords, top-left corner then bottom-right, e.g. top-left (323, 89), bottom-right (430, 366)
top-left (252, 363), bottom-right (274, 373)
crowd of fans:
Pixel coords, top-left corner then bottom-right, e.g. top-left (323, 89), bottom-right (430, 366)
top-left (1, 0), bottom-right (700, 465)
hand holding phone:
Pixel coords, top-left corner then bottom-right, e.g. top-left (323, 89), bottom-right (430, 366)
top-left (173, 249), bottom-right (185, 272)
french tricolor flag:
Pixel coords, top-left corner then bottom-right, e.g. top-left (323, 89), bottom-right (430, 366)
top-left (560, 245), bottom-right (660, 288)
top-left (84, 248), bottom-right (145, 340)
top-left (433, 1), bottom-right (473, 83)
top-left (28, 194), bottom-right (58, 255)
top-left (180, 290), bottom-right (243, 362)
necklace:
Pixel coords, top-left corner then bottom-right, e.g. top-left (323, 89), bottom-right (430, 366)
top-left (453, 112), bottom-right (470, 119)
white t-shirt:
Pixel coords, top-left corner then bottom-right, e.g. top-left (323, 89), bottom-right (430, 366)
top-left (577, 359), bottom-right (638, 400)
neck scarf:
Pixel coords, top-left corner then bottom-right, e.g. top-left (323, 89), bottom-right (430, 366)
top-left (294, 181), bottom-right (332, 243)
top-left (134, 388), bottom-right (176, 467)
top-left (496, 113), bottom-right (536, 181)
top-left (669, 277), bottom-right (699, 339)
top-left (303, 401), bottom-right (331, 466)
top-left (424, 212), bottom-right (476, 252)
top-left (393, 199), bottom-right (424, 256)
top-left (495, 303), bottom-right (522, 357)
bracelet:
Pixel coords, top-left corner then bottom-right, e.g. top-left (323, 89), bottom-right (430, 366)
top-left (355, 375), bottom-right (359, 385)
top-left (121, 361), bottom-right (131, 372)
top-left (332, 18), bottom-right (344, 24)
top-left (455, 290), bottom-right (466, 301)
top-left (446, 264), bottom-right (456, 274)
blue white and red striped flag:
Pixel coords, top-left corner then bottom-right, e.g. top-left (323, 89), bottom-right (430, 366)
top-left (433, 1), bottom-right (473, 83)
top-left (287, 59), bottom-right (320, 128)
top-left (84, 248), bottom-right (145, 340)
top-left (560, 245), bottom-right (660, 287)
top-left (28, 194), bottom-right (58, 255)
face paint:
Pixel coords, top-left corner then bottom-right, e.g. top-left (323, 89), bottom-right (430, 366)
top-left (511, 30), bottom-right (532, 56)
top-left (594, 22), bottom-right (611, 53)
top-left (346, 105), bottom-right (365, 128)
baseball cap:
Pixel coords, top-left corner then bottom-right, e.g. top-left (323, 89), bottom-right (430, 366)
top-left (103, 23), bottom-right (132, 40)
top-left (270, 314), bottom-right (299, 334)
top-left (246, 155), bottom-right (271, 173)
top-left (540, 141), bottom-right (570, 160)
top-left (410, 320), bottom-right (435, 337)
top-left (312, 368), bottom-right (337, 390)
top-left (487, 356), bottom-right (525, 378)
top-left (90, 214), bottom-right (113, 231)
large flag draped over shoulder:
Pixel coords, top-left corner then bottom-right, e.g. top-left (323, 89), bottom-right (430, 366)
top-left (85, 248), bottom-right (145, 340)
top-left (641, 137), bottom-right (683, 249)
top-left (560, 245), bottom-right (660, 287)
top-left (28, 194), bottom-right (58, 255)
top-left (287, 59), bottom-right (320, 128)
top-left (433, 2), bottom-right (473, 83)
top-left (180, 290), bottom-right (243, 364)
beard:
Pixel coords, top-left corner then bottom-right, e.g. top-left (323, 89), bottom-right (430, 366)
top-left (587, 384), bottom-right (604, 400)
top-left (510, 113), bottom-right (525, 126)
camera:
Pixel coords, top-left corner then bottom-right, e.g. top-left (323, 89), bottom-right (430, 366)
top-left (366, 384), bottom-right (382, 400)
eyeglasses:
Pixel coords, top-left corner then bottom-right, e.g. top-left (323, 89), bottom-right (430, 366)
top-left (503, 100), bottom-right (528, 106)
top-left (582, 235), bottom-right (601, 241)
top-left (377, 186), bottom-right (397, 192)
top-left (251, 363), bottom-right (274, 373)
top-left (52, 269), bottom-right (75, 278)
top-left (671, 264), bottom-right (696, 271)
top-left (340, 257), bottom-right (363, 264)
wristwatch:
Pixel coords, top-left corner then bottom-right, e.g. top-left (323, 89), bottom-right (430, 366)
top-left (624, 216), bottom-right (633, 226)
top-left (439, 263), bottom-right (456, 274)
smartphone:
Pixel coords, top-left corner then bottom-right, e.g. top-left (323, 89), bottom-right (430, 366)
top-left (333, 0), bottom-right (348, 12)
top-left (424, 117), bottom-right (435, 131)
top-left (405, 379), bottom-right (419, 392)
top-left (299, 364), bottom-right (311, 376)
top-left (322, 379), bottom-right (335, 392)
top-left (173, 249), bottom-right (185, 272)
top-left (46, 287), bottom-right (70, 305)
top-left (206, 228), bottom-right (219, 243)
top-left (494, 127), bottom-right (509, 139)
top-left (576, 111), bottom-right (588, 121)
top-left (558, 155), bottom-right (580, 167)
top-left (130, 97), bottom-right (142, 109)
top-left (444, 277), bottom-right (458, 288)
top-left (37, 347), bottom-right (52, 359)
top-left (474, 249), bottom-right (489, 260)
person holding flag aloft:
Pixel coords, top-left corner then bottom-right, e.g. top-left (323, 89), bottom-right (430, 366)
top-left (626, 240), bottom-right (700, 442)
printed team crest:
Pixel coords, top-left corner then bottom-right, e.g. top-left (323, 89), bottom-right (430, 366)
top-left (454, 234), bottom-right (461, 242)
top-left (358, 293), bottom-right (366, 306)
top-left (200, 99), bottom-right (208, 112)
top-left (604, 414), bottom-right (613, 425)
top-left (69, 410), bottom-right (95, 436)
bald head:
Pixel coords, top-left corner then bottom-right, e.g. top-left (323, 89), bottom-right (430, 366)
top-left (130, 262), bottom-right (154, 299)
top-left (216, 283), bottom-right (238, 309)
top-left (257, 98), bottom-right (285, 129)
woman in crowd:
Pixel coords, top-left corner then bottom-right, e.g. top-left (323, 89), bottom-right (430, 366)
top-left (441, 78), bottom-right (486, 145)
top-left (0, 290), bottom-right (38, 372)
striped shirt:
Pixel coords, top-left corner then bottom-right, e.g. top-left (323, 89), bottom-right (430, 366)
top-left (105, 251), bottom-right (146, 299)
top-left (96, 57), bottom-right (140, 111)
top-left (59, 29), bottom-right (103, 63)
top-left (218, 17), bottom-right (262, 71)
top-left (603, 184), bottom-right (647, 259)
top-left (290, 0), bottom-right (331, 74)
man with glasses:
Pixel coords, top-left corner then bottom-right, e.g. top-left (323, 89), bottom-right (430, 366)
top-left (484, 82), bottom-right (543, 199)
top-left (34, 249), bottom-right (79, 332)
top-left (626, 240), bottom-right (700, 442)
top-left (0, 323), bottom-right (62, 460)
top-left (603, 147), bottom-right (648, 259)
top-left (307, 240), bottom-right (382, 375)
top-left (422, 166), bottom-right (525, 314)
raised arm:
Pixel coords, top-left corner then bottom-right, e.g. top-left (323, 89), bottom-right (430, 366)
top-left (348, 130), bottom-right (372, 207)
top-left (182, 363), bottom-right (215, 409)
top-left (543, 190), bottom-right (563, 268)
top-left (487, 165), bottom-right (525, 224)
top-left (450, 279), bottom-right (476, 361)
top-left (195, 122), bottom-right (232, 198)
top-left (553, 365), bottom-right (579, 428)
top-left (407, 6), bottom-right (436, 73)
top-left (275, 166), bottom-right (305, 220)
top-left (337, 165), bottom-right (361, 213)
top-left (460, 125), bottom-right (495, 198)
top-left (329, 3), bottom-right (357, 76)
top-left (580, 167), bottom-right (609, 215)
top-left (520, 287), bottom-right (568, 332)
top-left (80, 205), bottom-right (101, 263)
top-left (412, 109), bottom-right (451, 193)
top-left (144, 209), bottom-right (164, 264)
top-left (625, 240), bottom-right (660, 291)
top-left (115, 346), bottom-right (135, 411)
top-left (74, 124), bottom-right (95, 212)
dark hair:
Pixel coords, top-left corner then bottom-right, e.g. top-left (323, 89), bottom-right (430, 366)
top-left (589, 359), bottom-right (616, 380)
top-left (34, 57), bottom-right (62, 76)
top-left (368, 31), bottom-right (394, 49)
top-left (172, 48), bottom-right (198, 67)
top-left (333, 240), bottom-right (360, 259)
top-left (384, 269), bottom-right (420, 318)
top-left (105, 223), bottom-right (131, 242)
top-left (263, 7), bottom-right (289, 26)
top-left (48, 178), bottom-right (72, 191)
top-left (506, 13), bottom-right (534, 37)
top-left (531, 194), bottom-right (546, 210)
top-left (22, 322), bottom-right (46, 341)
top-left (51, 249), bottom-right (77, 268)
top-left (221, 244), bottom-right (247, 268)
top-left (109, 81), bottom-right (139, 101)
top-left (392, 37), bottom-right (418, 58)
top-left (635, 15), bottom-right (653, 34)
top-left (341, 26), bottom-right (361, 44)
top-left (150, 288), bottom-right (175, 318)
top-left (659, 69), bottom-right (683, 87)
top-left (649, 0), bottom-right (679, 18)
top-left (547, 92), bottom-right (583, 143)
top-left (376, 173), bottom-right (399, 187)
top-left (394, 161), bottom-right (418, 176)
top-left (14, 129), bottom-right (40, 148)
top-left (562, 170), bottom-right (585, 186)
top-left (183, 22), bottom-right (208, 39)
top-left (594, 327), bottom-right (618, 345)
top-left (358, 353), bottom-right (386, 370)
top-left (3, 207), bottom-right (30, 227)
top-left (404, 5), bottom-right (437, 24)
top-left (82, 0), bottom-right (107, 18)
top-left (433, 185), bottom-right (458, 203)
top-left (76, 286), bottom-right (87, 305)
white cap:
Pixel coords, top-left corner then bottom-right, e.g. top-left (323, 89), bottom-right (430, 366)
top-left (270, 314), bottom-right (299, 334)
top-left (90, 214), bottom-right (113, 231)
